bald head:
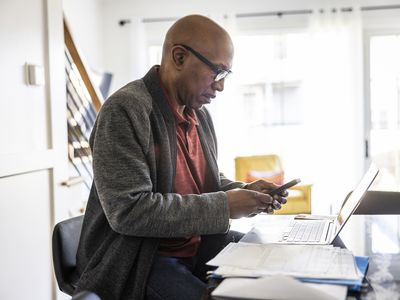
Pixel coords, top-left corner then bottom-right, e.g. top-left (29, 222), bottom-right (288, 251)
top-left (161, 15), bottom-right (233, 66)
top-left (158, 15), bottom-right (233, 113)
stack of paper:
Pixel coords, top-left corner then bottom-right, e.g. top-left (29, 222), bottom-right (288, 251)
top-left (207, 242), bottom-right (360, 280)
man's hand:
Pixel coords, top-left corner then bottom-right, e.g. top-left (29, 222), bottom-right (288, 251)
top-left (244, 179), bottom-right (288, 213)
top-left (226, 189), bottom-right (274, 219)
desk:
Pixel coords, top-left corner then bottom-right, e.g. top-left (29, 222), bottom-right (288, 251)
top-left (225, 213), bottom-right (400, 299)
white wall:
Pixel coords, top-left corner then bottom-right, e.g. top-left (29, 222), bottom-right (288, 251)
top-left (63, 0), bottom-right (105, 72)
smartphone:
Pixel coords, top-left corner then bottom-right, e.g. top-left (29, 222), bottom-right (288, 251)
top-left (268, 178), bottom-right (301, 196)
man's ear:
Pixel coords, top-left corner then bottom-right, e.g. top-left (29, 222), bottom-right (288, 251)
top-left (172, 46), bottom-right (186, 68)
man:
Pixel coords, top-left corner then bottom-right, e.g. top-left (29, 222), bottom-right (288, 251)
top-left (75, 15), bottom-right (287, 300)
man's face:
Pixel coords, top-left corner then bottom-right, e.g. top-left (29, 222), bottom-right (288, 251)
top-left (177, 42), bottom-right (233, 110)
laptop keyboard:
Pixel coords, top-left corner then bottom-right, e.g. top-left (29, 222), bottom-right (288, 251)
top-left (285, 221), bottom-right (326, 242)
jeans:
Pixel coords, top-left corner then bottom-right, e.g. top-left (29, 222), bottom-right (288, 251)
top-left (145, 230), bottom-right (244, 300)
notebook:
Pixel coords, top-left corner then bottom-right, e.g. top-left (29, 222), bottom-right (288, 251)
top-left (278, 164), bottom-right (379, 245)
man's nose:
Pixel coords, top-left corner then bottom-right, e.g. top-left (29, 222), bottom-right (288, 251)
top-left (212, 79), bottom-right (225, 92)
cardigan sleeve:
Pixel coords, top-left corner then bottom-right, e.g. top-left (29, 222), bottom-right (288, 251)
top-left (219, 173), bottom-right (247, 191)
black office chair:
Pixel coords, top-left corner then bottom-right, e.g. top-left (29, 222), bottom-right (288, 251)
top-left (52, 215), bottom-right (84, 296)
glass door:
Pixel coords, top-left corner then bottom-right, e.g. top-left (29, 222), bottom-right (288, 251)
top-left (367, 34), bottom-right (400, 191)
top-left (366, 33), bottom-right (400, 254)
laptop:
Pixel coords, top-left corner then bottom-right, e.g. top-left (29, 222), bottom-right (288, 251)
top-left (278, 164), bottom-right (379, 245)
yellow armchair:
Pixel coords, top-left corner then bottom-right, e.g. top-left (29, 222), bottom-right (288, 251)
top-left (235, 154), bottom-right (311, 215)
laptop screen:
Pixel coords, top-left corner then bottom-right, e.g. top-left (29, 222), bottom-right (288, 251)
top-left (336, 164), bottom-right (379, 228)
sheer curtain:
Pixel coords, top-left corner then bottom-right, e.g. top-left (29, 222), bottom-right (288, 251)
top-left (207, 13), bottom-right (243, 179)
top-left (302, 7), bottom-right (364, 212)
top-left (129, 17), bottom-right (147, 81)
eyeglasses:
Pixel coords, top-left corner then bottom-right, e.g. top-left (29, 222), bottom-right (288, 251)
top-left (175, 44), bottom-right (232, 82)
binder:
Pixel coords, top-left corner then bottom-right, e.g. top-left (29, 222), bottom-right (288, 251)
top-left (299, 256), bottom-right (369, 292)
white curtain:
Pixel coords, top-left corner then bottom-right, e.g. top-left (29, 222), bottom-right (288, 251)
top-left (302, 7), bottom-right (364, 213)
top-left (207, 13), bottom-right (243, 179)
top-left (129, 17), bottom-right (147, 80)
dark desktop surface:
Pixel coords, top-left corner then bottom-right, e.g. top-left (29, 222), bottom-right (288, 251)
top-left (354, 191), bottom-right (400, 215)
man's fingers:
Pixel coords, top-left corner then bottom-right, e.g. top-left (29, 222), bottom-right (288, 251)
top-left (272, 200), bottom-right (281, 210)
top-left (273, 194), bottom-right (287, 205)
top-left (254, 191), bottom-right (273, 205)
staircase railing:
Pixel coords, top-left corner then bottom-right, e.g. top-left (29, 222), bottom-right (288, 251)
top-left (64, 19), bottom-right (104, 191)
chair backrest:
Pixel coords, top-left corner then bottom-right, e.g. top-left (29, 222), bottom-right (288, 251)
top-left (52, 215), bottom-right (84, 295)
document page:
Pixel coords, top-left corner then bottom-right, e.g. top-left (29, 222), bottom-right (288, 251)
top-left (207, 242), bottom-right (359, 280)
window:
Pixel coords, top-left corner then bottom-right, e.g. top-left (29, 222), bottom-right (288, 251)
top-left (234, 33), bottom-right (307, 127)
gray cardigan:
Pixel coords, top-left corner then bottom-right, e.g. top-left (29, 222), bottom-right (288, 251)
top-left (75, 67), bottom-right (245, 300)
